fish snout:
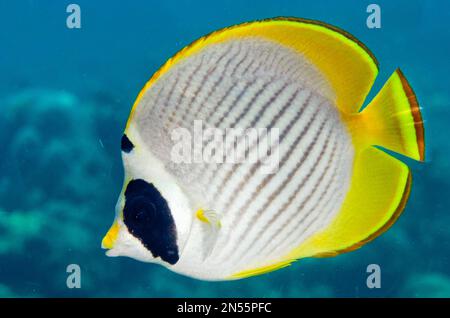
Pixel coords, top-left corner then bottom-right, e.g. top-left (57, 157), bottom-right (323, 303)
top-left (101, 220), bottom-right (120, 250)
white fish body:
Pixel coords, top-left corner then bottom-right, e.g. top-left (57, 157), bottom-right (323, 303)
top-left (102, 18), bottom-right (425, 281)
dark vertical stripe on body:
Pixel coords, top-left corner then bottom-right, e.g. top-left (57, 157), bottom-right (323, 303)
top-left (193, 76), bottom-right (265, 183)
top-left (188, 43), bottom-right (246, 123)
top-left (227, 116), bottom-right (331, 260)
top-left (205, 81), bottom-right (291, 199)
top-left (218, 87), bottom-right (303, 189)
top-left (288, 139), bottom-right (348, 246)
top-left (214, 78), bottom-right (259, 129)
top-left (193, 44), bottom-right (290, 181)
top-left (214, 99), bottom-right (324, 259)
top-left (229, 80), bottom-right (274, 128)
top-left (230, 121), bottom-right (335, 262)
top-left (238, 128), bottom-right (338, 263)
top-left (166, 55), bottom-right (207, 127)
top-left (176, 45), bottom-right (235, 125)
top-left (220, 95), bottom-right (319, 214)
top-left (261, 135), bottom-right (343, 259)
top-left (155, 72), bottom-right (182, 120)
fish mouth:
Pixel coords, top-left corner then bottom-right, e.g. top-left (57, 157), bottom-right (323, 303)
top-left (101, 220), bottom-right (120, 250)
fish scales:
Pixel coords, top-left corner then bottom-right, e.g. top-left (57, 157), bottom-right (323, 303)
top-left (133, 38), bottom-right (354, 272)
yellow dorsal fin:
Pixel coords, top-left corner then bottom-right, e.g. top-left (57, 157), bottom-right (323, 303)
top-left (126, 17), bottom-right (379, 129)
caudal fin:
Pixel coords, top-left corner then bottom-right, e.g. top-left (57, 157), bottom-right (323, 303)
top-left (359, 69), bottom-right (425, 161)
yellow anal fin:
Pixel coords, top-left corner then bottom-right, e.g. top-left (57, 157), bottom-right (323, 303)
top-left (287, 147), bottom-right (411, 259)
top-left (229, 259), bottom-right (292, 280)
top-left (126, 17), bottom-right (379, 129)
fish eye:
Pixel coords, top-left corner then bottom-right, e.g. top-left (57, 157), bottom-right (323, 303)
top-left (129, 197), bottom-right (157, 223)
top-left (121, 134), bottom-right (134, 153)
top-left (135, 210), bottom-right (147, 222)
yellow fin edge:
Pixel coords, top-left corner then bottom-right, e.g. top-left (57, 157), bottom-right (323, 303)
top-left (229, 259), bottom-right (293, 279)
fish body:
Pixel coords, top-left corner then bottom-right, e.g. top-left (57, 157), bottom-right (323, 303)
top-left (102, 18), bottom-right (425, 281)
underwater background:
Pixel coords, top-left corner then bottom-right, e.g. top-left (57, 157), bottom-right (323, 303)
top-left (0, 0), bottom-right (449, 297)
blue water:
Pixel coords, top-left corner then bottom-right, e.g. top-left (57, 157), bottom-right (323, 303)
top-left (0, 0), bottom-right (449, 297)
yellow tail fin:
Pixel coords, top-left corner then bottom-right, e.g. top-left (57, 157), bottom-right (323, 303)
top-left (355, 69), bottom-right (425, 161)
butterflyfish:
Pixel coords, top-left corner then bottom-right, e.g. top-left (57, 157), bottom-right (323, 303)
top-left (102, 17), bottom-right (425, 281)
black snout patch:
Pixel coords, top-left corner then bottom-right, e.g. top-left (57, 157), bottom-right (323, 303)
top-left (121, 134), bottom-right (134, 153)
top-left (123, 179), bottom-right (179, 265)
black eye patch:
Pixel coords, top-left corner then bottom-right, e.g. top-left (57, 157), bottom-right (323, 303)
top-left (123, 179), bottom-right (179, 265)
top-left (121, 134), bottom-right (134, 153)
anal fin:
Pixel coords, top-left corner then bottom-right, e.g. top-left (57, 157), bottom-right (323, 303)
top-left (286, 146), bottom-right (411, 259)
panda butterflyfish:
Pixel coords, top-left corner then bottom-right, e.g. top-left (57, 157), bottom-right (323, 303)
top-left (101, 17), bottom-right (425, 281)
